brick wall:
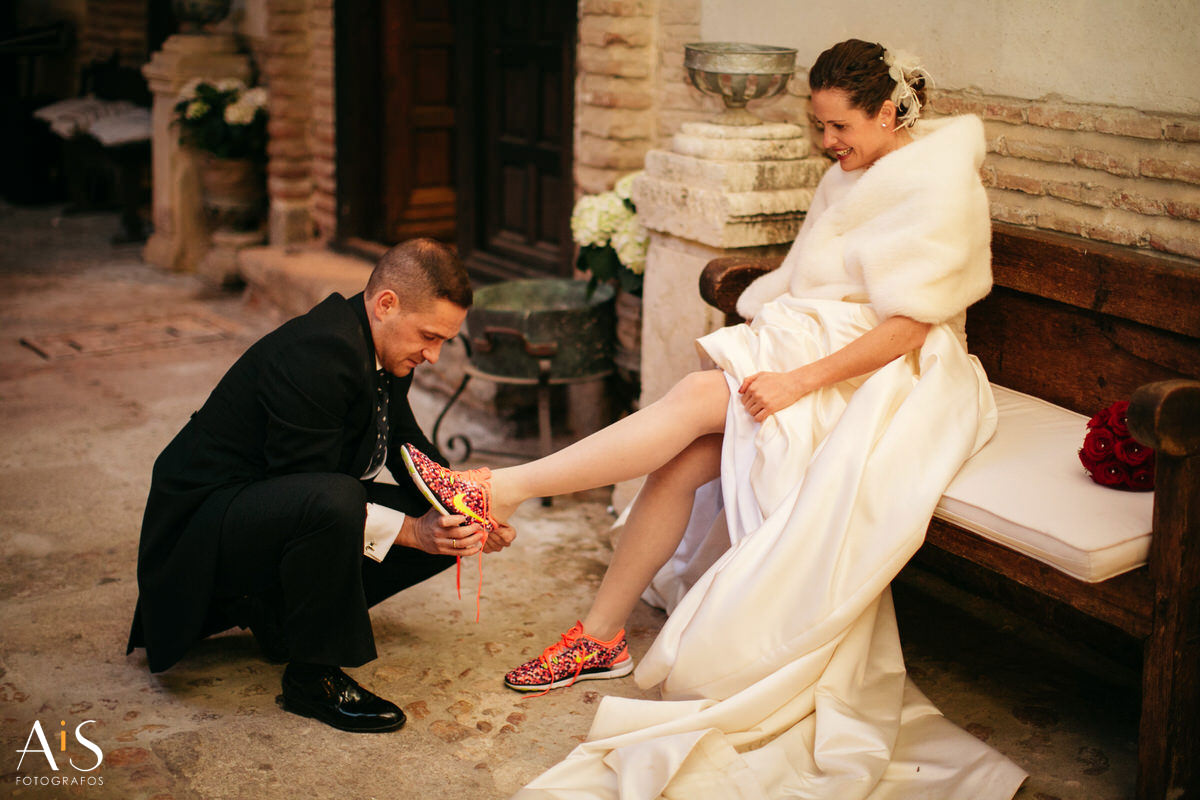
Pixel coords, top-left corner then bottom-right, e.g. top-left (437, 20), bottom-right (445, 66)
top-left (308, 0), bottom-right (336, 240)
top-left (84, 0), bottom-right (148, 68)
top-left (929, 91), bottom-right (1200, 262)
top-left (574, 0), bottom-right (658, 195)
top-left (652, 0), bottom-right (716, 145)
top-left (257, 0), bottom-right (334, 243)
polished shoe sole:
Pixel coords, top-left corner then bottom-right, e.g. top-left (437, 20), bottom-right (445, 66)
top-left (504, 656), bottom-right (635, 693)
top-left (401, 446), bottom-right (455, 519)
top-left (278, 694), bottom-right (407, 733)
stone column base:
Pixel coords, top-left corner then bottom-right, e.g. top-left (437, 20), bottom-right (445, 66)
top-left (269, 198), bottom-right (314, 245)
top-left (197, 230), bottom-right (264, 287)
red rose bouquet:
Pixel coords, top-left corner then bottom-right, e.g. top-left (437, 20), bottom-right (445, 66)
top-left (1078, 400), bottom-right (1155, 491)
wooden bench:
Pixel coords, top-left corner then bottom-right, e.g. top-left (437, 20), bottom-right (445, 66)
top-left (33, 54), bottom-right (152, 242)
top-left (699, 222), bottom-right (1200, 800)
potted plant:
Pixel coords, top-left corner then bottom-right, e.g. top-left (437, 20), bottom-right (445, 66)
top-left (570, 172), bottom-right (649, 384)
top-left (570, 172), bottom-right (648, 298)
top-left (173, 78), bottom-right (268, 233)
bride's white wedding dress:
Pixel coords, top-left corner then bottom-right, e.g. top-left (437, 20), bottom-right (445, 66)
top-left (516, 116), bottom-right (1027, 799)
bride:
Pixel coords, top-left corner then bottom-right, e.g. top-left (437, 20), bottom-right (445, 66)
top-left (404, 38), bottom-right (1026, 800)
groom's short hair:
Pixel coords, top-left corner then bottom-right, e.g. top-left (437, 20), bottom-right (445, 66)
top-left (366, 238), bottom-right (473, 309)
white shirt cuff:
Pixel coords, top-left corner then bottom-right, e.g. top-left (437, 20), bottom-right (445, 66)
top-left (364, 503), bottom-right (406, 562)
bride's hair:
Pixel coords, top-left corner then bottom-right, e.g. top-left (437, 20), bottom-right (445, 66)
top-left (808, 39), bottom-right (928, 126)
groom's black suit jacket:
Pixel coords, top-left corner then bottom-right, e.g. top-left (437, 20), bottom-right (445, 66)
top-left (127, 292), bottom-right (444, 673)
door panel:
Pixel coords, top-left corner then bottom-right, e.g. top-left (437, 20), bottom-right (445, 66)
top-left (379, 0), bottom-right (457, 242)
top-left (337, 0), bottom-right (573, 271)
top-left (458, 0), bottom-right (575, 280)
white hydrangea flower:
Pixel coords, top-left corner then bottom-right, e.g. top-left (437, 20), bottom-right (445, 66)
top-left (570, 191), bottom-right (629, 248)
top-left (241, 87), bottom-right (269, 109)
top-left (215, 78), bottom-right (248, 94)
top-left (224, 100), bottom-right (257, 126)
top-left (177, 78), bottom-right (204, 103)
top-left (185, 100), bottom-right (210, 120)
top-left (614, 171), bottom-right (640, 201)
top-left (611, 213), bottom-right (648, 274)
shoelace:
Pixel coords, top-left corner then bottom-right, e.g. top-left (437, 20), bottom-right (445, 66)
top-left (454, 551), bottom-right (484, 622)
top-left (529, 632), bottom-right (599, 697)
top-left (450, 467), bottom-right (497, 623)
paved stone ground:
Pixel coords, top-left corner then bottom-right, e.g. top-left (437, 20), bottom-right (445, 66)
top-left (0, 204), bottom-right (1139, 799)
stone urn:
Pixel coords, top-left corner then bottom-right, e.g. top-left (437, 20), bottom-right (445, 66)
top-left (172, 0), bottom-right (232, 32)
top-left (198, 154), bottom-right (265, 236)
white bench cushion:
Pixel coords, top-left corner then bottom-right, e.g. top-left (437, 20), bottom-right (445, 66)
top-left (935, 385), bottom-right (1154, 583)
top-left (85, 107), bottom-right (151, 146)
top-left (34, 97), bottom-right (145, 141)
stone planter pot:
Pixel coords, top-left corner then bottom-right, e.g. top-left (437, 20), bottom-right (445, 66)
top-left (467, 279), bottom-right (615, 381)
top-left (614, 289), bottom-right (642, 382)
top-left (198, 154), bottom-right (265, 236)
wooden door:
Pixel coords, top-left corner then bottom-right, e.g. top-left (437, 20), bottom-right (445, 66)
top-left (336, 0), bottom-right (574, 271)
top-left (457, 0), bottom-right (576, 280)
top-left (335, 0), bottom-right (457, 247)
top-left (379, 0), bottom-right (457, 242)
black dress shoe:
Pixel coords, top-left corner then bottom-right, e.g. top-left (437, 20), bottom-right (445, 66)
top-left (279, 663), bottom-right (406, 733)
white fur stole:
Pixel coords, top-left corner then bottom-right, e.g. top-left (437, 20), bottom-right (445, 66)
top-left (737, 115), bottom-right (992, 324)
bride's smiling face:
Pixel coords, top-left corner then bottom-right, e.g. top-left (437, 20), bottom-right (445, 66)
top-left (810, 89), bottom-right (898, 172)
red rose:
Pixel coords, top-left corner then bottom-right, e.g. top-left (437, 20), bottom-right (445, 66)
top-left (1114, 437), bottom-right (1153, 467)
top-left (1088, 458), bottom-right (1127, 487)
top-left (1107, 401), bottom-right (1130, 437)
top-left (1080, 427), bottom-right (1115, 465)
top-left (1086, 409), bottom-right (1107, 429)
top-left (1123, 467), bottom-right (1154, 491)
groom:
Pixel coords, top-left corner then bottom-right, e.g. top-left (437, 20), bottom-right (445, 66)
top-left (127, 238), bottom-right (514, 732)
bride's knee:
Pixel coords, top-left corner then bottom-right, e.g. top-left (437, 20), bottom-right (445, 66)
top-left (664, 370), bottom-right (727, 406)
top-left (660, 370), bottom-right (728, 430)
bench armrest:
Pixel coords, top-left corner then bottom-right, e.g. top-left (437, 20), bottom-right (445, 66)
top-left (1128, 380), bottom-right (1200, 458)
top-left (699, 256), bottom-right (785, 320)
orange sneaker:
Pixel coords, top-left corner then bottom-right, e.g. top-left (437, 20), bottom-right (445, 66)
top-left (504, 622), bottom-right (633, 693)
top-left (401, 444), bottom-right (498, 533)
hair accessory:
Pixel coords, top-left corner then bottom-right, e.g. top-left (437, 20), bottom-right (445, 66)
top-left (881, 47), bottom-right (933, 129)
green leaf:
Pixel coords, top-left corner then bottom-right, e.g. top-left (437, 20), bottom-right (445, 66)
top-left (617, 267), bottom-right (643, 296)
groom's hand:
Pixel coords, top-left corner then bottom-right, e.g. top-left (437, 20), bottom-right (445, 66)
top-left (482, 521), bottom-right (517, 553)
top-left (403, 509), bottom-right (485, 556)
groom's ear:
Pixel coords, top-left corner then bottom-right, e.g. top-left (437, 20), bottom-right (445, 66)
top-left (370, 289), bottom-right (401, 320)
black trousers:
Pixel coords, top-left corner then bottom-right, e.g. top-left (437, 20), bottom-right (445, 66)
top-left (213, 472), bottom-right (453, 667)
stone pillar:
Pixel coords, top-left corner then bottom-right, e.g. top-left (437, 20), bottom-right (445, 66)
top-left (142, 34), bottom-right (252, 272)
top-left (631, 121), bottom-right (829, 404)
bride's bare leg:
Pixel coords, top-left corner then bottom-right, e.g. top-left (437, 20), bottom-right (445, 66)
top-left (486, 370), bottom-right (729, 520)
top-left (582, 433), bottom-right (723, 641)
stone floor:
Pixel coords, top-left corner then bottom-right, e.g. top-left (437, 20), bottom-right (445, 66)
top-left (0, 204), bottom-right (1139, 799)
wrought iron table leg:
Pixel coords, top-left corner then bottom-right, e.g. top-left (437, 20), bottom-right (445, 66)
top-left (537, 358), bottom-right (553, 506)
top-left (432, 371), bottom-right (474, 462)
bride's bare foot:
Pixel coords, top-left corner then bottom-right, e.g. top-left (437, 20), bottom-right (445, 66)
top-left (484, 472), bottom-right (521, 522)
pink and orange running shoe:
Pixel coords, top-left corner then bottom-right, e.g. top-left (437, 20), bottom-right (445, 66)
top-left (504, 622), bottom-right (633, 693)
top-left (401, 443), bottom-right (500, 621)
top-left (401, 443), bottom-right (499, 533)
